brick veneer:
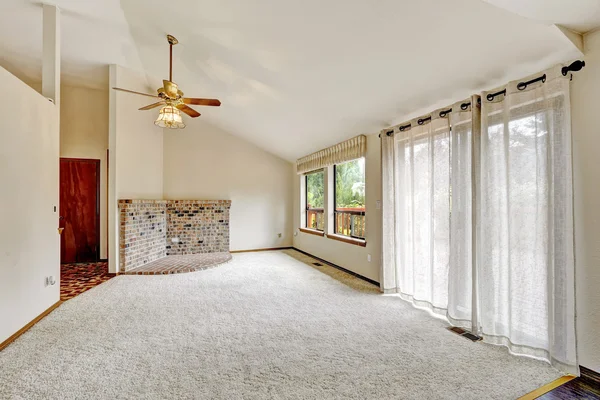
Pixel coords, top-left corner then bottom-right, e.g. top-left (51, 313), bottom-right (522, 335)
top-left (118, 199), bottom-right (231, 272)
top-left (166, 200), bottom-right (231, 255)
top-left (119, 200), bottom-right (167, 272)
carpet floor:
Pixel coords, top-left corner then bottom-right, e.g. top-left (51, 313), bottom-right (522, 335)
top-left (0, 250), bottom-right (561, 399)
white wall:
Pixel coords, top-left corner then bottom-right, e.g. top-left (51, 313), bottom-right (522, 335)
top-left (163, 119), bottom-right (294, 251)
top-left (0, 67), bottom-right (60, 343)
top-left (108, 64), bottom-right (164, 273)
top-left (292, 134), bottom-right (382, 282)
top-left (111, 66), bottom-right (163, 199)
top-left (60, 85), bottom-right (109, 259)
top-left (571, 29), bottom-right (600, 373)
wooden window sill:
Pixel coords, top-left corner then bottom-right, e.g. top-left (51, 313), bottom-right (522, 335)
top-left (326, 233), bottom-right (367, 247)
top-left (299, 227), bottom-right (325, 237)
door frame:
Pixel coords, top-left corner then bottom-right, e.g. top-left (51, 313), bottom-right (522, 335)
top-left (59, 157), bottom-right (101, 262)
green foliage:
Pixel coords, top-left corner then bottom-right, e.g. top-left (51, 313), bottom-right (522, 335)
top-left (305, 158), bottom-right (366, 210)
top-left (335, 158), bottom-right (365, 208)
top-left (306, 170), bottom-right (324, 208)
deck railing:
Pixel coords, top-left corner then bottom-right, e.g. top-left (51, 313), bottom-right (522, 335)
top-left (334, 208), bottom-right (365, 239)
top-left (306, 208), bottom-right (325, 231)
top-left (306, 207), bottom-right (365, 238)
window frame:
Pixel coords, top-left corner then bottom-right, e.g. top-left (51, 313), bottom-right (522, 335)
top-left (304, 169), bottom-right (324, 232)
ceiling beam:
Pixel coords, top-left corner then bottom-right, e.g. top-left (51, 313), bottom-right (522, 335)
top-left (42, 4), bottom-right (61, 107)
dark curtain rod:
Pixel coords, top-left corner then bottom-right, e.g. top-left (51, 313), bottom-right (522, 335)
top-left (382, 60), bottom-right (585, 137)
top-left (384, 101), bottom-right (470, 136)
top-left (439, 101), bottom-right (472, 118)
top-left (487, 60), bottom-right (585, 101)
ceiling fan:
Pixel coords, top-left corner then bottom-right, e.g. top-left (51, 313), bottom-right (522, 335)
top-left (112, 34), bottom-right (221, 129)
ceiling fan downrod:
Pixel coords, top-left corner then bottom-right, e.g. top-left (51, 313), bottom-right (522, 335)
top-left (167, 34), bottom-right (178, 82)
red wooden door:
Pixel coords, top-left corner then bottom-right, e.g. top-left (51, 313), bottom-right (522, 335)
top-left (60, 158), bottom-right (100, 263)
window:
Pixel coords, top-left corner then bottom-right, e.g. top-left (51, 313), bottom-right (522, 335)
top-left (305, 170), bottom-right (324, 231)
top-left (334, 158), bottom-right (365, 239)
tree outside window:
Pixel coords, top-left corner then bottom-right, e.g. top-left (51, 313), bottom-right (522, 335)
top-left (305, 170), bottom-right (324, 231)
top-left (334, 158), bottom-right (365, 238)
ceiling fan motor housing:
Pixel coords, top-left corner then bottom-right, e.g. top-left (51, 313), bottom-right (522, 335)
top-left (167, 35), bottom-right (179, 45)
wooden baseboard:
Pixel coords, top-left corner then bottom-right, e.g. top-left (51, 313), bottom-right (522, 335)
top-left (230, 247), bottom-right (292, 254)
top-left (292, 247), bottom-right (380, 287)
top-left (518, 375), bottom-right (576, 400)
top-left (0, 300), bottom-right (62, 352)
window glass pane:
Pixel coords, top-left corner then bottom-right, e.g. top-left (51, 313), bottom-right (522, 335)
top-left (305, 170), bottom-right (324, 231)
top-left (306, 170), bottom-right (324, 209)
top-left (334, 158), bottom-right (365, 238)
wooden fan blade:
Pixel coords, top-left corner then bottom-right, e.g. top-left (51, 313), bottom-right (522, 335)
top-left (139, 101), bottom-right (165, 111)
top-left (177, 104), bottom-right (200, 118)
top-left (183, 98), bottom-right (221, 107)
top-left (113, 87), bottom-right (159, 98)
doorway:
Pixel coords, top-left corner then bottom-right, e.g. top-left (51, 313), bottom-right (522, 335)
top-left (60, 158), bottom-right (100, 262)
top-left (60, 158), bottom-right (111, 300)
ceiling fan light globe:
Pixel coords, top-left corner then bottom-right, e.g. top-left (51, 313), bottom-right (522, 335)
top-left (154, 105), bottom-right (186, 129)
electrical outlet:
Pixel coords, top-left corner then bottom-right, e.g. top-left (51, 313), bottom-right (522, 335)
top-left (367, 254), bottom-right (372, 262)
top-left (376, 200), bottom-right (381, 210)
top-left (45, 276), bottom-right (56, 286)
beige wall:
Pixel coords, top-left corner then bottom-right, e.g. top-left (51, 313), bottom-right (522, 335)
top-left (0, 67), bottom-right (60, 343)
top-left (108, 65), bottom-right (164, 273)
top-left (60, 85), bottom-right (109, 259)
top-left (163, 120), bottom-right (294, 251)
top-left (25, 82), bottom-right (109, 260)
top-left (111, 66), bottom-right (163, 199)
top-left (108, 65), bottom-right (293, 267)
top-left (571, 29), bottom-right (600, 373)
top-left (292, 134), bottom-right (381, 282)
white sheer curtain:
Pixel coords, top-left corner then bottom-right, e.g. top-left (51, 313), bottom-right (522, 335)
top-left (448, 99), bottom-right (479, 328)
top-left (394, 114), bottom-right (451, 316)
top-left (381, 65), bottom-right (578, 374)
top-left (479, 68), bottom-right (577, 374)
top-left (381, 100), bottom-right (477, 327)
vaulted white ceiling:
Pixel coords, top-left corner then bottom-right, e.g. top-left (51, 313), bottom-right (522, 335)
top-left (483, 0), bottom-right (600, 33)
top-left (0, 0), bottom-right (597, 161)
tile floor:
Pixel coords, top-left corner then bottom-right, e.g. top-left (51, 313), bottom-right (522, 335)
top-left (60, 261), bottom-right (114, 301)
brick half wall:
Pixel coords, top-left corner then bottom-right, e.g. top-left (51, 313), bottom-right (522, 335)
top-left (119, 200), bottom-right (167, 272)
top-left (118, 199), bottom-right (232, 272)
top-left (166, 200), bottom-right (231, 255)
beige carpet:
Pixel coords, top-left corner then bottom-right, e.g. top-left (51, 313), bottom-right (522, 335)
top-left (0, 250), bottom-right (560, 399)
